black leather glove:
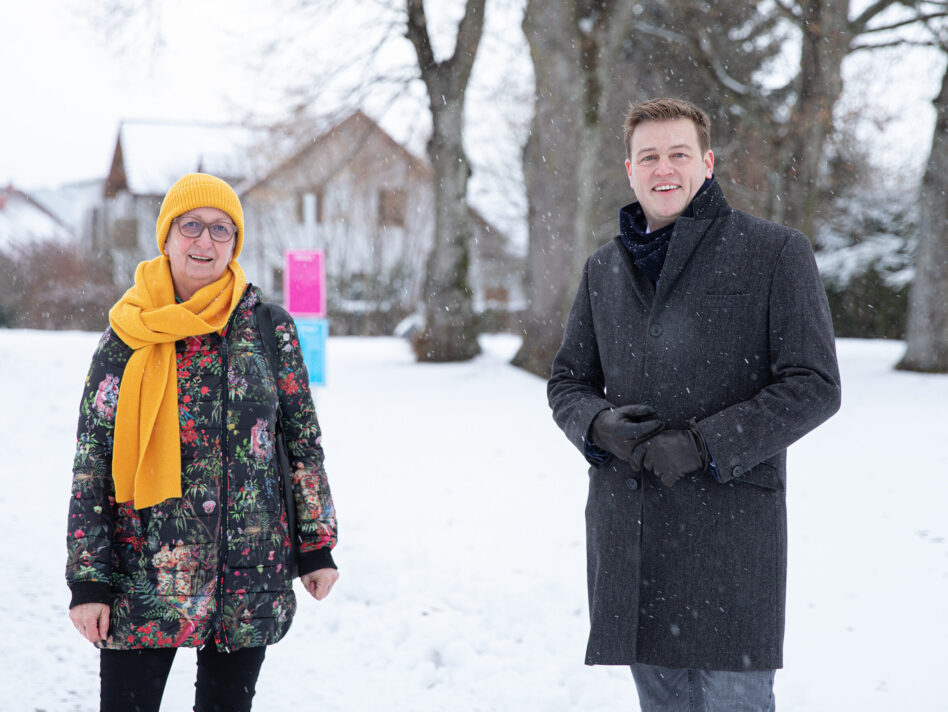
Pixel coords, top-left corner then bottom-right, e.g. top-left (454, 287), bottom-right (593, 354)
top-left (630, 419), bottom-right (710, 487)
top-left (590, 405), bottom-right (664, 462)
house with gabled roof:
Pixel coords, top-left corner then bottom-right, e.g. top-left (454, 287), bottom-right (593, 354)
top-left (240, 110), bottom-right (434, 330)
top-left (30, 178), bottom-right (104, 244)
top-left (92, 111), bottom-right (523, 333)
top-left (0, 185), bottom-right (74, 252)
top-left (242, 110), bottom-right (524, 333)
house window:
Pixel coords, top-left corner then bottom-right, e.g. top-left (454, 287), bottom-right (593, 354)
top-left (485, 287), bottom-right (509, 304)
top-left (272, 267), bottom-right (284, 298)
top-left (89, 206), bottom-right (102, 251)
top-left (112, 218), bottom-right (138, 249)
top-left (297, 190), bottom-right (323, 224)
top-left (378, 189), bottom-right (406, 228)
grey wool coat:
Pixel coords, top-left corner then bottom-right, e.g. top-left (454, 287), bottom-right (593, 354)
top-left (548, 180), bottom-right (841, 671)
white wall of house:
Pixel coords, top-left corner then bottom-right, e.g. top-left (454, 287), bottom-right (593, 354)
top-left (243, 114), bottom-right (435, 315)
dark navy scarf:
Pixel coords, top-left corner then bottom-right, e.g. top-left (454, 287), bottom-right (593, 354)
top-left (618, 177), bottom-right (713, 285)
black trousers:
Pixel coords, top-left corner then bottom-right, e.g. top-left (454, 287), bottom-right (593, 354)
top-left (99, 645), bottom-right (267, 712)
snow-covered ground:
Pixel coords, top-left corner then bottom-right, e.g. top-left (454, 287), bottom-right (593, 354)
top-left (2, 331), bottom-right (946, 711)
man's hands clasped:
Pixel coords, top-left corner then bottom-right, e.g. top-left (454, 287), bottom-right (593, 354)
top-left (593, 406), bottom-right (711, 488)
top-left (590, 405), bottom-right (664, 461)
top-left (630, 419), bottom-right (710, 487)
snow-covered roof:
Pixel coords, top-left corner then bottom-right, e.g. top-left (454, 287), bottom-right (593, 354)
top-left (110, 120), bottom-right (272, 196)
top-left (245, 109), bottom-right (432, 194)
top-left (0, 186), bottom-right (73, 252)
top-left (30, 178), bottom-right (104, 233)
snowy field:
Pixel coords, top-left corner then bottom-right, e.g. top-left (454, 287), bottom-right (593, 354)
top-left (1, 330), bottom-right (946, 711)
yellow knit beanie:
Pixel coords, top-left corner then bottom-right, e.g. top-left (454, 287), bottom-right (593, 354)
top-left (155, 173), bottom-right (244, 257)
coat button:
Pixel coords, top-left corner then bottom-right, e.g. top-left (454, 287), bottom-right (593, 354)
top-left (649, 323), bottom-right (663, 337)
top-left (732, 465), bottom-right (745, 477)
top-left (626, 478), bottom-right (639, 491)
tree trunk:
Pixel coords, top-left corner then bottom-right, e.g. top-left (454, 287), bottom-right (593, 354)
top-left (511, 1), bottom-right (584, 377)
top-left (779, 0), bottom-right (850, 238)
top-left (414, 85), bottom-right (481, 361)
top-left (898, 57), bottom-right (948, 372)
top-left (407, 0), bottom-right (485, 362)
top-left (512, 0), bottom-right (638, 377)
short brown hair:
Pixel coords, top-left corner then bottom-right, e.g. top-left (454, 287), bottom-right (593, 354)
top-left (623, 98), bottom-right (711, 159)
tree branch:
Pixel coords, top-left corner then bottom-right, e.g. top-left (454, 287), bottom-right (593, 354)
top-left (772, 0), bottom-right (803, 25)
top-left (737, 14), bottom-right (782, 46)
top-left (850, 37), bottom-right (940, 50)
top-left (405, 0), bottom-right (437, 76)
top-left (696, 29), bottom-right (757, 97)
top-left (632, 21), bottom-right (761, 99)
top-left (860, 10), bottom-right (948, 33)
top-left (851, 0), bottom-right (910, 34)
top-left (405, 0), bottom-right (486, 97)
top-left (631, 20), bottom-right (690, 48)
top-left (451, 0), bottom-right (488, 90)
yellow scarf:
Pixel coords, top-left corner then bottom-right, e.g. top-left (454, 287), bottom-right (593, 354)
top-left (108, 255), bottom-right (247, 508)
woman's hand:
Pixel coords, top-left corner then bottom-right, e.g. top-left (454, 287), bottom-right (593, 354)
top-left (69, 602), bottom-right (110, 644)
top-left (300, 568), bottom-right (339, 601)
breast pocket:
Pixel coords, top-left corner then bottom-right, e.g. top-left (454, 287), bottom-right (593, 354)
top-left (684, 292), bottom-right (768, 393)
top-left (703, 291), bottom-right (750, 305)
top-left (691, 293), bottom-right (754, 341)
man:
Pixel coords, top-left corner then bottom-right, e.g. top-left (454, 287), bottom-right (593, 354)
top-left (547, 98), bottom-right (841, 711)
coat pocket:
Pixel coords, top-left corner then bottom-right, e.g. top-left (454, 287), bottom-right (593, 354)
top-left (703, 291), bottom-right (749, 299)
top-left (735, 461), bottom-right (781, 491)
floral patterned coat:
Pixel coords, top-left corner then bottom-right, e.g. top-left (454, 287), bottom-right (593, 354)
top-left (66, 286), bottom-right (337, 652)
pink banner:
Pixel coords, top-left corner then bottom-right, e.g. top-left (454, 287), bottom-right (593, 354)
top-left (284, 249), bottom-right (326, 317)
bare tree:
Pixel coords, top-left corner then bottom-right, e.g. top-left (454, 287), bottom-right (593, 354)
top-left (511, 0), bottom-right (640, 377)
top-left (899, 24), bottom-right (948, 371)
top-left (406, 0), bottom-right (486, 361)
top-left (770, 0), bottom-right (947, 238)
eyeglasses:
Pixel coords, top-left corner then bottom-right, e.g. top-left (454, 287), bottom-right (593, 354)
top-left (172, 217), bottom-right (237, 242)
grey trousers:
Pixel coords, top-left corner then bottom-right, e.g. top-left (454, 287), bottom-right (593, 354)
top-left (631, 663), bottom-right (776, 712)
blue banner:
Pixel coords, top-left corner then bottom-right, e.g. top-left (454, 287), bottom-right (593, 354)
top-left (295, 317), bottom-right (328, 386)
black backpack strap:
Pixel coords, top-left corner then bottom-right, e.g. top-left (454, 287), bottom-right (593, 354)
top-left (254, 301), bottom-right (300, 575)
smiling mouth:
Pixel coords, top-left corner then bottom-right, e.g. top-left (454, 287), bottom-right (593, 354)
top-left (653, 185), bottom-right (680, 192)
top-left (189, 255), bottom-right (214, 263)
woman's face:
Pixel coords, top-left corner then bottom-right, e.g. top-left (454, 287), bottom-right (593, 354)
top-left (163, 206), bottom-right (237, 301)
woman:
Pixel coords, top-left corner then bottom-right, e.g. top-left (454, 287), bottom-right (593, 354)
top-left (66, 173), bottom-right (339, 712)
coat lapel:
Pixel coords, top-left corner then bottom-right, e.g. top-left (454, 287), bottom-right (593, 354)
top-left (614, 237), bottom-right (656, 308)
top-left (655, 181), bottom-right (730, 302)
top-left (655, 216), bottom-right (712, 301)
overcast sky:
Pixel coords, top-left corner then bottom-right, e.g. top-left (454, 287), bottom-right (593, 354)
top-left (2, 1), bottom-right (943, 193)
top-left (1, 2), bottom-right (268, 189)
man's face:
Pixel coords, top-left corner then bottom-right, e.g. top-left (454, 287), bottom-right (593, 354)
top-left (625, 118), bottom-right (714, 231)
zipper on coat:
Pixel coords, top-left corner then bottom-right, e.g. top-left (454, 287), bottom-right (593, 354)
top-left (215, 336), bottom-right (232, 652)
top-left (203, 288), bottom-right (247, 652)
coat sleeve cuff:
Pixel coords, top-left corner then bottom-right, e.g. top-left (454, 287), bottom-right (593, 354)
top-left (69, 581), bottom-right (112, 609)
top-left (297, 547), bottom-right (337, 577)
top-left (708, 456), bottom-right (721, 482)
top-left (583, 438), bottom-right (611, 465)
